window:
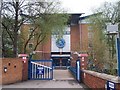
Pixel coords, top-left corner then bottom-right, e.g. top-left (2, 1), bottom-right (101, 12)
top-left (29, 27), bottom-right (34, 33)
top-left (88, 26), bottom-right (93, 31)
top-left (28, 27), bottom-right (35, 39)
top-left (88, 32), bottom-right (93, 39)
top-left (28, 33), bottom-right (35, 39)
top-left (64, 31), bottom-right (70, 35)
top-left (88, 43), bottom-right (92, 48)
top-left (28, 43), bottom-right (33, 49)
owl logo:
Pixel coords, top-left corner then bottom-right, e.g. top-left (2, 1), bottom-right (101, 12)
top-left (56, 38), bottom-right (65, 48)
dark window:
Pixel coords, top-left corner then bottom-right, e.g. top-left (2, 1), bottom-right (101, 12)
top-left (29, 43), bottom-right (33, 49)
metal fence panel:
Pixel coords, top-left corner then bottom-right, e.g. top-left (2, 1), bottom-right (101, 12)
top-left (29, 60), bottom-right (53, 80)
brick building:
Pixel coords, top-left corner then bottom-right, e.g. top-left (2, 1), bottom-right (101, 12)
top-left (20, 14), bottom-right (90, 69)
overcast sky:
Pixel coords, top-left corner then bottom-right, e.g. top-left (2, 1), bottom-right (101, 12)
top-left (61, 0), bottom-right (118, 16)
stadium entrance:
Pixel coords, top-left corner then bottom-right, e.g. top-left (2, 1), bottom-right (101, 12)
top-left (52, 58), bottom-right (70, 69)
top-left (51, 52), bottom-right (71, 69)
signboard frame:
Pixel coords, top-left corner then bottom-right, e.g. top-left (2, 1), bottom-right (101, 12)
top-left (107, 81), bottom-right (116, 90)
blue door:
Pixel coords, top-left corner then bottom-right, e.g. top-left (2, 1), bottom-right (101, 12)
top-left (29, 60), bottom-right (53, 80)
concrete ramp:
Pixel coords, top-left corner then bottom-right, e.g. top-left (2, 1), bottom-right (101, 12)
top-left (53, 69), bottom-right (75, 80)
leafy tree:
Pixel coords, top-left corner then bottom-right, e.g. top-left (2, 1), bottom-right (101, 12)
top-left (19, 1), bottom-right (68, 54)
top-left (88, 1), bottom-right (119, 75)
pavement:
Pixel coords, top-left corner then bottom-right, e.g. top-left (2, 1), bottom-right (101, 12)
top-left (2, 69), bottom-right (89, 89)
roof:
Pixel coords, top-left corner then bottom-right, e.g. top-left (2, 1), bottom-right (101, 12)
top-left (79, 12), bottom-right (102, 21)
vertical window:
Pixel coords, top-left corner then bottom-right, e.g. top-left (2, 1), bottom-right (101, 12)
top-left (29, 27), bottom-right (34, 33)
top-left (28, 27), bottom-right (35, 39)
top-left (88, 26), bottom-right (93, 31)
top-left (88, 32), bottom-right (93, 39)
top-left (28, 43), bottom-right (33, 49)
top-left (28, 33), bottom-right (35, 39)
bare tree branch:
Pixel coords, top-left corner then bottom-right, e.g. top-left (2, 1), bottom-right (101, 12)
top-left (2, 23), bottom-right (14, 42)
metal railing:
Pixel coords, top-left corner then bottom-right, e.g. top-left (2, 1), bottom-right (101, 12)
top-left (29, 60), bottom-right (53, 80)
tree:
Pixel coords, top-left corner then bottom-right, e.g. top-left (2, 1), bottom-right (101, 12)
top-left (19, 1), bottom-right (68, 54)
top-left (0, 0), bottom-right (3, 57)
top-left (88, 1), bottom-right (119, 75)
top-left (88, 14), bottom-right (108, 72)
top-left (1, 0), bottom-right (68, 57)
top-left (20, 13), bottom-right (68, 54)
top-left (1, 0), bottom-right (28, 57)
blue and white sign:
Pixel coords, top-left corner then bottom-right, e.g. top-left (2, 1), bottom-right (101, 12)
top-left (56, 38), bottom-right (65, 48)
top-left (107, 81), bottom-right (115, 90)
top-left (51, 27), bottom-right (70, 52)
top-left (37, 67), bottom-right (44, 75)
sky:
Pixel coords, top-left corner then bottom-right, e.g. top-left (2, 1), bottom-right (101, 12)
top-left (61, 0), bottom-right (118, 16)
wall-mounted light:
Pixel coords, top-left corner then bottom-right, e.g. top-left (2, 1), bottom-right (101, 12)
top-left (4, 66), bottom-right (7, 73)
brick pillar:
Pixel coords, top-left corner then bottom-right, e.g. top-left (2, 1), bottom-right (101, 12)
top-left (22, 59), bottom-right (28, 81)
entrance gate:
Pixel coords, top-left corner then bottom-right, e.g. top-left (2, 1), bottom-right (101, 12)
top-left (29, 60), bottom-right (53, 80)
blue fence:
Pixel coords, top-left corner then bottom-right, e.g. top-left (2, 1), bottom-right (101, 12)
top-left (29, 60), bottom-right (53, 80)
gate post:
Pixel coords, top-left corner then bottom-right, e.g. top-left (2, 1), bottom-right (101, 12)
top-left (18, 54), bottom-right (28, 81)
top-left (76, 59), bottom-right (81, 82)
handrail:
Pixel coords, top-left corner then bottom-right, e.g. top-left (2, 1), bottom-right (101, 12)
top-left (31, 61), bottom-right (52, 69)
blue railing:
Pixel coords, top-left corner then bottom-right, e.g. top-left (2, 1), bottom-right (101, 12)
top-left (68, 67), bottom-right (77, 78)
top-left (69, 60), bottom-right (81, 82)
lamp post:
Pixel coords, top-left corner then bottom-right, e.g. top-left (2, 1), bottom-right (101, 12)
top-left (116, 32), bottom-right (120, 76)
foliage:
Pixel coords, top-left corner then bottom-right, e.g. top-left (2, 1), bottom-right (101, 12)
top-left (20, 1), bottom-right (69, 54)
top-left (88, 1), bottom-right (119, 75)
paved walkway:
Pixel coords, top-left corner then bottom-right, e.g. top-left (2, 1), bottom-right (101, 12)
top-left (2, 80), bottom-right (86, 88)
top-left (2, 70), bottom-right (89, 89)
top-left (53, 69), bottom-right (75, 80)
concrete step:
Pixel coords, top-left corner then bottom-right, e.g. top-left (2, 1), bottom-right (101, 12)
top-left (54, 66), bottom-right (68, 69)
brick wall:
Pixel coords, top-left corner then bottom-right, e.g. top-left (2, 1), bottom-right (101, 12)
top-left (42, 35), bottom-right (51, 60)
top-left (71, 25), bottom-right (80, 52)
top-left (71, 54), bottom-right (78, 67)
top-left (0, 58), bottom-right (28, 85)
top-left (81, 70), bottom-right (120, 90)
top-left (79, 24), bottom-right (88, 52)
top-left (70, 25), bottom-right (80, 67)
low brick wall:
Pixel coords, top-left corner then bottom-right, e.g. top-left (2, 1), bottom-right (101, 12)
top-left (81, 70), bottom-right (120, 90)
top-left (0, 58), bottom-right (28, 85)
